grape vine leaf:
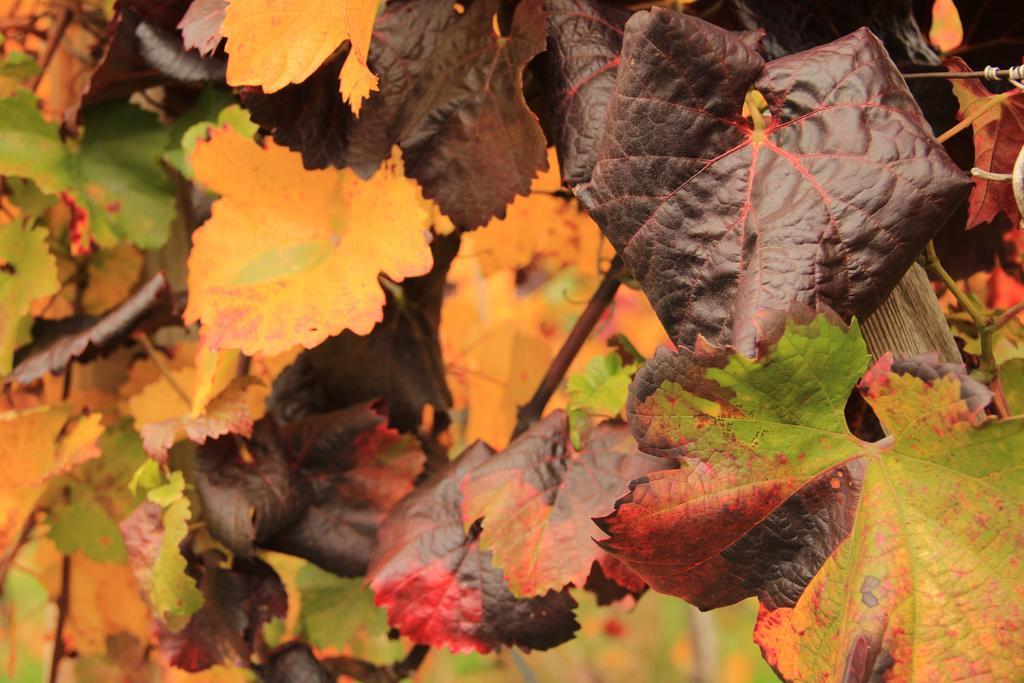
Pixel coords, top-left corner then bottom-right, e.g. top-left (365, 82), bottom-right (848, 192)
top-left (139, 376), bottom-right (258, 463)
top-left (220, 0), bottom-right (379, 114)
top-left (197, 404), bottom-right (423, 576)
top-left (574, 10), bottom-right (970, 353)
top-left (46, 425), bottom-right (147, 564)
top-left (368, 441), bottom-right (580, 653)
top-left (295, 562), bottom-right (389, 650)
top-left (542, 0), bottom-right (630, 185)
top-left (358, 0), bottom-right (547, 230)
top-left (244, 0), bottom-right (549, 230)
top-left (597, 313), bottom-right (1024, 680)
top-left (0, 92), bottom-right (176, 249)
top-left (178, 0), bottom-right (226, 56)
top-left (460, 410), bottom-right (665, 596)
top-left (157, 554), bottom-right (287, 672)
top-left (1001, 358), bottom-right (1024, 415)
top-left (566, 351), bottom-right (639, 447)
top-left (120, 498), bottom-right (204, 629)
top-left (0, 223), bottom-right (59, 375)
top-left (238, 49), bottom-right (354, 171)
top-left (186, 126), bottom-right (433, 355)
top-left (267, 233), bottom-right (458, 443)
top-left (0, 406), bottom-right (102, 557)
top-left (947, 57), bottom-right (1024, 230)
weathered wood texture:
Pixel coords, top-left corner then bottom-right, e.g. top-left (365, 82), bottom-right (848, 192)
top-left (862, 263), bottom-right (961, 363)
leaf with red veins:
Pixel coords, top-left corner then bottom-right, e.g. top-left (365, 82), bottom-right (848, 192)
top-left (947, 57), bottom-right (1024, 230)
top-left (599, 313), bottom-right (1024, 681)
top-left (575, 9), bottom-right (969, 354)
top-left (459, 410), bottom-right (666, 597)
top-left (542, 0), bottom-right (630, 186)
top-left (368, 441), bottom-right (579, 653)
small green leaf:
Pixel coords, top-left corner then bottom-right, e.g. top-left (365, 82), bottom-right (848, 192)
top-left (147, 470), bottom-right (186, 507)
top-left (48, 492), bottom-right (126, 563)
top-left (153, 497), bottom-right (204, 625)
top-left (566, 352), bottom-right (639, 447)
top-left (297, 563), bottom-right (389, 651)
top-left (0, 90), bottom-right (74, 193)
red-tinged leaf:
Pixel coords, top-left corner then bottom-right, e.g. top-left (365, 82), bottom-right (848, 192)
top-left (178, 0), bottom-right (226, 56)
top-left (599, 313), bottom-right (1024, 680)
top-left (460, 410), bottom-right (666, 596)
top-left (61, 191), bottom-right (94, 256)
top-left (141, 377), bottom-right (258, 464)
top-left (368, 441), bottom-right (579, 653)
top-left (7, 273), bottom-right (177, 387)
top-left (158, 553), bottom-right (287, 672)
top-left (583, 554), bottom-right (646, 606)
top-left (575, 10), bottom-right (969, 353)
top-left (198, 404), bottom-right (424, 576)
top-left (242, 0), bottom-right (548, 229)
top-left (947, 56), bottom-right (1024, 230)
top-left (542, 0), bottom-right (630, 186)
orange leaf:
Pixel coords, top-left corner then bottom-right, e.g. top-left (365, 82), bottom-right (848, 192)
top-left (186, 128), bottom-right (433, 355)
top-left (0, 406), bottom-right (102, 556)
top-left (221, 0), bottom-right (380, 114)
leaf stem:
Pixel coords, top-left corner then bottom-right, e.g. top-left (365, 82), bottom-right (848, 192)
top-left (512, 257), bottom-right (624, 439)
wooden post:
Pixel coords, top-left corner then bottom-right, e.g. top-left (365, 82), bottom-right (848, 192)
top-left (861, 263), bottom-right (961, 363)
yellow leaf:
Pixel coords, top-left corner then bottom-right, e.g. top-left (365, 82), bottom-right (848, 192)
top-left (463, 149), bottom-right (610, 276)
top-left (187, 128), bottom-right (433, 355)
top-left (37, 546), bottom-right (151, 655)
top-left (221, 0), bottom-right (380, 114)
top-left (0, 407), bottom-right (102, 556)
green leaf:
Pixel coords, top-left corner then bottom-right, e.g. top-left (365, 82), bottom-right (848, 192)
top-left (77, 100), bottom-right (175, 249)
top-left (0, 223), bottom-right (59, 374)
top-left (153, 497), bottom-right (204, 624)
top-left (0, 90), bottom-right (73, 193)
top-left (0, 92), bottom-right (175, 249)
top-left (147, 470), bottom-right (186, 507)
top-left (566, 352), bottom-right (639, 447)
top-left (164, 88), bottom-right (257, 178)
top-left (1000, 358), bottom-right (1024, 415)
top-left (600, 315), bottom-right (1024, 680)
top-left (297, 562), bottom-right (389, 652)
top-left (48, 492), bottom-right (126, 562)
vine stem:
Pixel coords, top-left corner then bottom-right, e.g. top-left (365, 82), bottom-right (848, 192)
top-left (923, 242), bottom-right (1009, 383)
top-left (29, 7), bottom-right (71, 92)
top-left (47, 549), bottom-right (70, 683)
top-left (512, 256), bottom-right (624, 440)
